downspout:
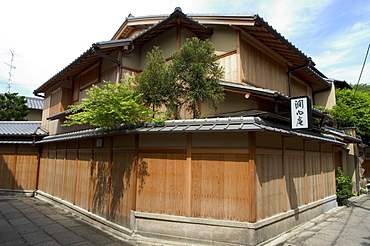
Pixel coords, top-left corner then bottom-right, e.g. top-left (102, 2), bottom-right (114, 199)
top-left (32, 126), bottom-right (43, 196)
top-left (287, 59), bottom-right (313, 97)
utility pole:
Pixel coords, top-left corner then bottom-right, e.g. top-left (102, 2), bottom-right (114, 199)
top-left (4, 49), bottom-right (16, 94)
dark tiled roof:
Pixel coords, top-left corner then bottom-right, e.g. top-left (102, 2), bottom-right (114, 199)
top-left (0, 121), bottom-right (48, 136)
top-left (0, 94), bottom-right (44, 110)
top-left (25, 96), bottom-right (44, 110)
top-left (36, 116), bottom-right (345, 145)
top-left (323, 126), bottom-right (362, 143)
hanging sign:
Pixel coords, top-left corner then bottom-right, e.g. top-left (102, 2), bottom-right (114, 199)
top-left (290, 96), bottom-right (312, 130)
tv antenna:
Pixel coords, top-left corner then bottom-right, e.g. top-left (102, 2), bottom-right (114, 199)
top-left (4, 49), bottom-right (16, 94)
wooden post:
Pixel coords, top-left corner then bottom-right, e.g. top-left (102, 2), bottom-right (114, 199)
top-left (319, 143), bottom-right (324, 199)
top-left (61, 143), bottom-right (67, 200)
top-left (131, 134), bottom-right (139, 211)
top-left (248, 132), bottom-right (257, 222)
top-left (185, 133), bottom-right (192, 217)
top-left (107, 137), bottom-right (113, 219)
top-left (236, 30), bottom-right (242, 83)
top-left (281, 137), bottom-right (287, 212)
top-left (303, 140), bottom-right (308, 205)
top-left (88, 144), bottom-right (93, 212)
top-left (35, 144), bottom-right (42, 191)
top-left (12, 144), bottom-right (18, 190)
top-left (73, 141), bottom-right (80, 205)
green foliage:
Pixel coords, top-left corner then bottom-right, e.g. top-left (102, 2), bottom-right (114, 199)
top-left (335, 167), bottom-right (354, 205)
top-left (63, 80), bottom-right (163, 129)
top-left (169, 37), bottom-right (225, 118)
top-left (332, 88), bottom-right (370, 142)
top-left (0, 93), bottom-right (29, 121)
top-left (352, 83), bottom-right (370, 94)
top-left (135, 46), bottom-right (171, 112)
top-left (134, 38), bottom-right (225, 119)
top-left (65, 38), bottom-right (225, 128)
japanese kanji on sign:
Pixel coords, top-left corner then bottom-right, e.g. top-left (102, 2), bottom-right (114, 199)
top-left (290, 96), bottom-right (312, 130)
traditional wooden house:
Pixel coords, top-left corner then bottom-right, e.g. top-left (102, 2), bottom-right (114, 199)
top-left (20, 8), bottom-right (361, 245)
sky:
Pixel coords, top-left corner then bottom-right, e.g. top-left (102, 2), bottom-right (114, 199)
top-left (0, 0), bottom-right (369, 97)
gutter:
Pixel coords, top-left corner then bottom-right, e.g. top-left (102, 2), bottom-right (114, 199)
top-left (33, 91), bottom-right (45, 98)
top-left (287, 59), bottom-right (313, 97)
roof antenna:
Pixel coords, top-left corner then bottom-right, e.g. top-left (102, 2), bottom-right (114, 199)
top-left (3, 49), bottom-right (16, 94)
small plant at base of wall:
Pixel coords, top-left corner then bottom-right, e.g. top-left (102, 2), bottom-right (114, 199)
top-left (336, 167), bottom-right (355, 206)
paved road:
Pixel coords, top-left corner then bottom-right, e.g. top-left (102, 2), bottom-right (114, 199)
top-left (265, 194), bottom-right (370, 246)
top-left (0, 195), bottom-right (136, 246)
top-left (1, 193), bottom-right (370, 245)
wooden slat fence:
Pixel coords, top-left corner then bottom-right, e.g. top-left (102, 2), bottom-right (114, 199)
top-left (1, 133), bottom-right (338, 226)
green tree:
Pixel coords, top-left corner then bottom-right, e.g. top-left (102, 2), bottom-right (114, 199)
top-left (63, 80), bottom-right (162, 129)
top-left (0, 93), bottom-right (29, 121)
top-left (332, 88), bottom-right (370, 143)
top-left (352, 83), bottom-right (370, 95)
top-left (135, 46), bottom-right (170, 114)
top-left (169, 37), bottom-right (224, 118)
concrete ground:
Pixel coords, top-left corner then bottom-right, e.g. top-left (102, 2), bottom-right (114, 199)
top-left (0, 195), bottom-right (137, 246)
top-left (1, 193), bottom-right (370, 245)
top-left (264, 193), bottom-right (370, 246)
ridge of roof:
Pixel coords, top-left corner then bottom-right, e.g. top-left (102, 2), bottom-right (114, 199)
top-left (0, 121), bottom-right (48, 136)
top-left (34, 8), bottom-right (320, 95)
top-left (253, 15), bottom-right (312, 65)
top-left (34, 47), bottom-right (94, 94)
top-left (0, 93), bottom-right (44, 110)
top-left (35, 116), bottom-right (344, 145)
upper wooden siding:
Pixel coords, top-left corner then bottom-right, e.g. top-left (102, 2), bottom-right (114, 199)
top-left (240, 39), bottom-right (288, 94)
top-left (219, 53), bottom-right (238, 83)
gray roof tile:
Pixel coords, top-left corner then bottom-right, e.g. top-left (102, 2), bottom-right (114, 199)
top-left (35, 116), bottom-right (345, 145)
top-left (0, 94), bottom-right (44, 110)
top-left (25, 96), bottom-right (44, 110)
top-left (0, 121), bottom-right (48, 136)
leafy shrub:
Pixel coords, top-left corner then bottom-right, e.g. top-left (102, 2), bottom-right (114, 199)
top-left (336, 167), bottom-right (354, 205)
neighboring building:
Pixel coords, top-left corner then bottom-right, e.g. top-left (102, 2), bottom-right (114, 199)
top-left (0, 8), bottom-right (363, 245)
top-left (0, 93), bottom-right (44, 121)
top-left (0, 121), bottom-right (48, 194)
top-left (24, 96), bottom-right (44, 121)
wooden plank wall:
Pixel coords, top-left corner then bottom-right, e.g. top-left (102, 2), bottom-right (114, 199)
top-left (0, 144), bottom-right (39, 190)
top-left (255, 138), bottom-right (336, 220)
top-left (36, 132), bottom-right (337, 226)
top-left (240, 39), bottom-right (288, 94)
top-left (38, 139), bottom-right (136, 228)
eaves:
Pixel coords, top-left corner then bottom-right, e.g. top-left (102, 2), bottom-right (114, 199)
top-left (35, 116), bottom-right (345, 146)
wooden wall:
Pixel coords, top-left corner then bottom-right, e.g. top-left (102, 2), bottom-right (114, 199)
top-left (240, 38), bottom-right (288, 95)
top-left (0, 144), bottom-right (39, 191)
top-left (35, 131), bottom-right (337, 226)
top-left (255, 134), bottom-right (336, 220)
top-left (37, 138), bottom-right (136, 227)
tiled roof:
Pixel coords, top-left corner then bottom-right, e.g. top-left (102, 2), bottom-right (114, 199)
top-left (36, 116), bottom-right (345, 145)
top-left (323, 126), bottom-right (362, 143)
top-left (0, 121), bottom-right (48, 136)
top-left (0, 93), bottom-right (43, 110)
top-left (25, 96), bottom-right (44, 110)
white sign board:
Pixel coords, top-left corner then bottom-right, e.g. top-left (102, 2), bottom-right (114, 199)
top-left (290, 96), bottom-right (312, 130)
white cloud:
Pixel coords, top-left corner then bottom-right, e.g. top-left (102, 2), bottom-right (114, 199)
top-left (1, 0), bottom-right (370, 95)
